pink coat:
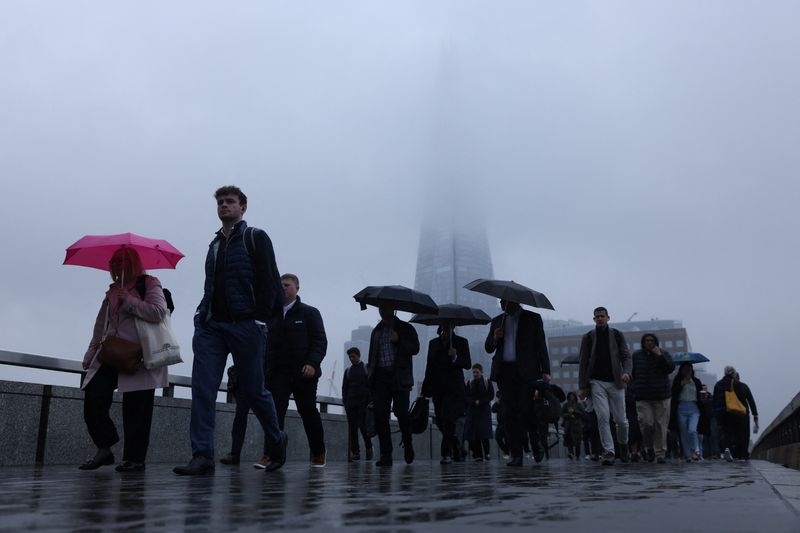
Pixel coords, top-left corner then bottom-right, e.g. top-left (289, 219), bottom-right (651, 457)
top-left (82, 276), bottom-right (169, 393)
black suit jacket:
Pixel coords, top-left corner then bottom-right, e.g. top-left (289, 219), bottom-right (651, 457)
top-left (421, 333), bottom-right (471, 399)
top-left (265, 296), bottom-right (327, 379)
top-left (485, 309), bottom-right (550, 384)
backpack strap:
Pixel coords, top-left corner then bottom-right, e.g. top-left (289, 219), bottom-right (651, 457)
top-left (244, 226), bottom-right (258, 257)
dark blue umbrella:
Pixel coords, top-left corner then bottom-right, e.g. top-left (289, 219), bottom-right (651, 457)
top-left (670, 352), bottom-right (710, 364)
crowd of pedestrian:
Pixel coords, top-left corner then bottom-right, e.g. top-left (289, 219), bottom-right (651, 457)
top-left (77, 185), bottom-right (758, 474)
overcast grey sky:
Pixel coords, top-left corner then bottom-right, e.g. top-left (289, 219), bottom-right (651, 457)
top-left (1, 1), bottom-right (798, 429)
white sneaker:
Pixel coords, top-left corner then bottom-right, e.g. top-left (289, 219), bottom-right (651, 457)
top-left (723, 448), bottom-right (733, 462)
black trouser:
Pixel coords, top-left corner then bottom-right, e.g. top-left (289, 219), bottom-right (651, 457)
top-left (495, 424), bottom-right (509, 455)
top-left (345, 403), bottom-right (372, 455)
top-left (432, 396), bottom-right (458, 459)
top-left (83, 364), bottom-right (155, 463)
top-left (268, 369), bottom-right (326, 456)
top-left (470, 439), bottom-right (490, 458)
top-left (371, 367), bottom-right (411, 457)
top-left (498, 363), bottom-right (537, 459)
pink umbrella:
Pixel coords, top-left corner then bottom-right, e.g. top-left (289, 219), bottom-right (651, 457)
top-left (63, 232), bottom-right (185, 271)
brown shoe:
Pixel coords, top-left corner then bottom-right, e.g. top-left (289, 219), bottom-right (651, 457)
top-left (253, 455), bottom-right (271, 469)
top-left (311, 450), bottom-right (327, 468)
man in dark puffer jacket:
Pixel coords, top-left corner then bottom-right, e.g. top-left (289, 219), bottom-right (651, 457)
top-left (631, 333), bottom-right (675, 463)
top-left (175, 185), bottom-right (286, 476)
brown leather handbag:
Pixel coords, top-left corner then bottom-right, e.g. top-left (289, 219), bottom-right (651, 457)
top-left (97, 301), bottom-right (142, 373)
top-left (99, 335), bottom-right (143, 373)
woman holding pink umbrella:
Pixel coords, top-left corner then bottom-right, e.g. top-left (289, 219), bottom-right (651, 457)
top-left (79, 247), bottom-right (169, 472)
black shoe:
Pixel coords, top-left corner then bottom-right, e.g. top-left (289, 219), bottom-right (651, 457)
top-left (220, 453), bottom-right (240, 465)
top-left (618, 444), bottom-right (630, 464)
top-left (263, 431), bottom-right (288, 472)
top-left (115, 461), bottom-right (145, 472)
top-left (376, 455), bottom-right (393, 467)
top-left (365, 448), bottom-right (374, 461)
top-left (533, 449), bottom-right (544, 463)
top-left (79, 450), bottom-right (115, 470)
top-left (402, 440), bottom-right (415, 465)
top-left (601, 452), bottom-right (616, 466)
top-left (173, 455), bottom-right (215, 476)
top-left (506, 456), bottom-right (523, 467)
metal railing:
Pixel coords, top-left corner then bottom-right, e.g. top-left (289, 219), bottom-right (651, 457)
top-left (0, 349), bottom-right (343, 411)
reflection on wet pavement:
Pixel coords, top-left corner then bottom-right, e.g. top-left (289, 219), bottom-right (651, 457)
top-left (0, 459), bottom-right (797, 532)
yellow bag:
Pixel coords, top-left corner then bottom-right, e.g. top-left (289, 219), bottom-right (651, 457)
top-left (725, 382), bottom-right (747, 416)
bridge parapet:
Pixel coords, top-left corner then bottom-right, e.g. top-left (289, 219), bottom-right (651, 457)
top-left (751, 390), bottom-right (800, 470)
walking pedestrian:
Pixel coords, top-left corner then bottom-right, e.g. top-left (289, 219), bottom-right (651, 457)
top-left (713, 366), bottom-right (758, 461)
top-left (265, 273), bottom-right (328, 467)
top-left (561, 392), bottom-right (584, 459)
top-left (174, 185), bottom-right (286, 475)
top-left (578, 307), bottom-right (631, 465)
top-left (631, 333), bottom-right (675, 463)
top-left (485, 299), bottom-right (551, 467)
top-left (366, 305), bottom-right (420, 466)
top-left (79, 248), bottom-right (168, 472)
top-left (464, 364), bottom-right (494, 461)
top-left (420, 324), bottom-right (471, 464)
top-left (342, 347), bottom-right (373, 461)
top-left (670, 363), bottom-right (705, 462)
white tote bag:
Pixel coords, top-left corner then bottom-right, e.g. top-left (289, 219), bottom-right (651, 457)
top-left (135, 314), bottom-right (183, 369)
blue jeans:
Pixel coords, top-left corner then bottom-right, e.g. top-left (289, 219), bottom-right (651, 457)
top-left (190, 320), bottom-right (281, 458)
top-left (677, 401), bottom-right (700, 458)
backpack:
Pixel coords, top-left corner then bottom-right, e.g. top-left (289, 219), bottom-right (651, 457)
top-left (136, 275), bottom-right (174, 315)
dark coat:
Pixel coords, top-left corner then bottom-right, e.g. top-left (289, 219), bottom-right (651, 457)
top-left (484, 309), bottom-right (550, 384)
top-left (421, 334), bottom-right (471, 423)
top-left (366, 317), bottom-right (420, 392)
top-left (631, 349), bottom-right (675, 400)
top-left (670, 375), bottom-right (709, 434)
top-left (265, 296), bottom-right (328, 379)
top-left (196, 221), bottom-right (283, 325)
top-left (342, 362), bottom-right (370, 408)
top-left (561, 399), bottom-right (584, 445)
top-left (464, 377), bottom-right (494, 440)
top-left (713, 375), bottom-right (758, 417)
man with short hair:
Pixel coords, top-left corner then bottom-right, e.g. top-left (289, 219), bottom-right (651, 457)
top-left (485, 299), bottom-right (551, 467)
top-left (631, 333), bottom-right (675, 463)
top-left (265, 273), bottom-right (328, 467)
top-left (174, 185), bottom-right (287, 475)
top-left (342, 347), bottom-right (373, 461)
top-left (366, 305), bottom-right (420, 466)
top-left (578, 307), bottom-right (631, 466)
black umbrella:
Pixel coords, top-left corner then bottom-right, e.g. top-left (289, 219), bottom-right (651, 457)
top-left (410, 304), bottom-right (492, 326)
top-left (463, 278), bottom-right (555, 310)
top-left (353, 285), bottom-right (438, 315)
top-left (560, 353), bottom-right (580, 366)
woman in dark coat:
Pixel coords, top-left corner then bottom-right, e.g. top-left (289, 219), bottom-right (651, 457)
top-left (464, 363), bottom-right (494, 460)
top-left (561, 392), bottom-right (584, 459)
top-left (670, 363), bottom-right (706, 461)
top-left (421, 324), bottom-right (471, 464)
top-left (713, 366), bottom-right (758, 460)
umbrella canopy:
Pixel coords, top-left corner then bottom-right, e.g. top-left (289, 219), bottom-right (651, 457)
top-left (353, 285), bottom-right (438, 315)
top-left (560, 353), bottom-right (580, 366)
top-left (64, 233), bottom-right (185, 271)
top-left (464, 278), bottom-right (555, 310)
top-left (670, 352), bottom-right (710, 364)
top-left (410, 304), bottom-right (492, 326)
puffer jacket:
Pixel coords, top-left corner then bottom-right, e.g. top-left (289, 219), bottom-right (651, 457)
top-left (631, 349), bottom-right (675, 400)
top-left (195, 220), bottom-right (283, 325)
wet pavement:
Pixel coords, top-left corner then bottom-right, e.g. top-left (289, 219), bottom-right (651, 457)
top-left (0, 458), bottom-right (798, 532)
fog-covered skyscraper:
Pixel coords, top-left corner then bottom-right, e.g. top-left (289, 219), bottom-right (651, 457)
top-left (412, 217), bottom-right (498, 390)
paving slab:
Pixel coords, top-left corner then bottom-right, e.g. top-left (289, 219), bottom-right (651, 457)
top-left (0, 459), bottom-right (797, 532)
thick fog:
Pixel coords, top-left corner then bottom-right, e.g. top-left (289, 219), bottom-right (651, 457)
top-left (1, 1), bottom-right (798, 429)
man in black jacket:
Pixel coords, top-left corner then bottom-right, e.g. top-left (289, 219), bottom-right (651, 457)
top-left (342, 347), bottom-right (373, 461)
top-left (175, 185), bottom-right (286, 476)
top-left (631, 333), bottom-right (675, 463)
top-left (366, 305), bottom-right (420, 466)
top-left (265, 274), bottom-right (328, 467)
top-left (485, 300), bottom-right (551, 467)
top-left (421, 324), bottom-right (471, 463)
